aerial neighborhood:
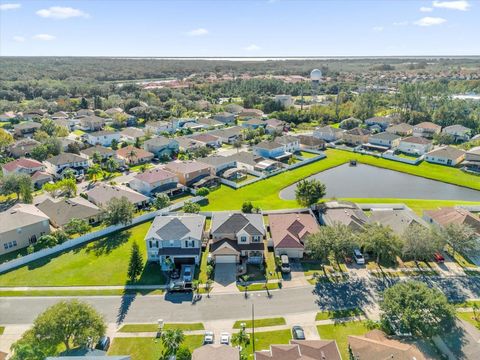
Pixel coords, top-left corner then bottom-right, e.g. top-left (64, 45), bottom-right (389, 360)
top-left (0, 55), bottom-right (480, 360)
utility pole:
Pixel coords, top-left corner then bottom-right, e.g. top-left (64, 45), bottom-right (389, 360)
top-left (252, 303), bottom-right (256, 354)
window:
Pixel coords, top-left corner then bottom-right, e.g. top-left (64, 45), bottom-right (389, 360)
top-left (240, 236), bottom-right (247, 243)
top-left (149, 240), bottom-right (153, 248)
top-left (12, 240), bottom-right (17, 247)
top-left (169, 240), bottom-right (174, 247)
top-left (3, 243), bottom-right (7, 250)
top-left (252, 236), bottom-right (261, 243)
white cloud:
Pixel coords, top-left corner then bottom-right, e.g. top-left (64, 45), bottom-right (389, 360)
top-left (414, 16), bottom-right (447, 26)
top-left (420, 6), bottom-right (433, 12)
top-left (244, 44), bottom-right (261, 51)
top-left (13, 35), bottom-right (25, 42)
top-left (372, 26), bottom-right (384, 32)
top-left (0, 3), bottom-right (21, 10)
top-left (432, 1), bottom-right (470, 11)
top-left (187, 28), bottom-right (209, 36)
top-left (36, 6), bottom-right (89, 19)
top-left (32, 34), bottom-right (56, 41)
top-left (393, 21), bottom-right (409, 26)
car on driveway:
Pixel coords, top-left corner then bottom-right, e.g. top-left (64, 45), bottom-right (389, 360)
top-left (182, 265), bottom-right (193, 282)
top-left (204, 331), bottom-right (214, 344)
top-left (280, 255), bottom-right (291, 273)
top-left (292, 326), bottom-right (305, 340)
top-left (95, 336), bottom-right (110, 351)
top-left (353, 249), bottom-right (365, 265)
top-left (434, 251), bottom-right (445, 263)
top-left (220, 332), bottom-right (231, 345)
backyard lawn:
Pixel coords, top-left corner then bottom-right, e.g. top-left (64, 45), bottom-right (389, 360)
top-left (233, 317), bottom-right (286, 329)
top-left (108, 335), bottom-right (203, 360)
top-left (0, 221), bottom-right (166, 286)
top-left (242, 329), bottom-right (291, 359)
top-left (317, 321), bottom-right (370, 360)
top-left (203, 149), bottom-right (480, 211)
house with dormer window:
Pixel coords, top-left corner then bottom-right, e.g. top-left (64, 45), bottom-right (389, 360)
top-left (210, 212), bottom-right (266, 264)
top-left (145, 214), bottom-right (206, 270)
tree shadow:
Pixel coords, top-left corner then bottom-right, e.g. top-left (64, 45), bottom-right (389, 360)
top-left (86, 230), bottom-right (131, 256)
top-left (116, 290), bottom-right (137, 325)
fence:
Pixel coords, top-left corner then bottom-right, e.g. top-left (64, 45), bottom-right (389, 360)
top-left (382, 151), bottom-right (424, 165)
top-left (0, 196), bottom-right (205, 274)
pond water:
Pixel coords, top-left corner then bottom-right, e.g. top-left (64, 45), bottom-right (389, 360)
top-left (279, 163), bottom-right (480, 201)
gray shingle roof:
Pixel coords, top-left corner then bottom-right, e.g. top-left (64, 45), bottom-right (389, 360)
top-left (36, 197), bottom-right (101, 227)
top-left (211, 212), bottom-right (265, 236)
top-left (146, 215), bottom-right (205, 241)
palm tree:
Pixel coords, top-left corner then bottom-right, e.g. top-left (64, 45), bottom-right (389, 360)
top-left (92, 151), bottom-right (102, 164)
top-left (161, 329), bottom-right (185, 357)
top-left (232, 328), bottom-right (250, 350)
top-left (127, 148), bottom-right (137, 165)
top-left (87, 164), bottom-right (102, 182)
top-left (62, 168), bottom-right (76, 180)
top-left (105, 157), bottom-right (118, 174)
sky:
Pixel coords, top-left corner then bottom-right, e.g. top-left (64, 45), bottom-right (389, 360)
top-left (0, 0), bottom-right (479, 57)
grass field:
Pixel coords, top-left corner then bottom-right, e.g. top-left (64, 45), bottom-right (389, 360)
top-left (119, 323), bottom-right (204, 332)
top-left (203, 149), bottom-right (480, 211)
top-left (456, 312), bottom-right (480, 329)
top-left (317, 321), bottom-right (370, 359)
top-left (233, 317), bottom-right (286, 329)
top-left (243, 329), bottom-right (291, 359)
top-left (0, 221), bottom-right (166, 286)
top-left (108, 335), bottom-right (203, 360)
top-left (315, 308), bottom-right (363, 321)
top-left (0, 289), bottom-right (164, 297)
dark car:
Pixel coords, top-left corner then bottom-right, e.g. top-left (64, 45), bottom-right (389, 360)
top-left (95, 336), bottom-right (110, 351)
top-left (434, 251), bottom-right (445, 263)
top-left (292, 325), bottom-right (305, 340)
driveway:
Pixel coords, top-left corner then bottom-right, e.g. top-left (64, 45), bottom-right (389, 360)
top-left (211, 263), bottom-right (238, 294)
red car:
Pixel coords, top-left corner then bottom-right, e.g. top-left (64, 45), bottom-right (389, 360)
top-left (434, 252), bottom-right (445, 263)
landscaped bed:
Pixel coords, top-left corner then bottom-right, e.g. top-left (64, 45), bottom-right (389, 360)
top-left (233, 317), bottom-right (286, 329)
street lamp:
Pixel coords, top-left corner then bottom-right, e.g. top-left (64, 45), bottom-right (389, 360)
top-left (157, 319), bottom-right (164, 339)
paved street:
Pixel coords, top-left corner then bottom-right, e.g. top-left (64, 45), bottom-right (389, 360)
top-left (2, 275), bottom-right (480, 326)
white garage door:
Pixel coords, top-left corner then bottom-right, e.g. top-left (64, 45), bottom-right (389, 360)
top-left (215, 255), bottom-right (236, 264)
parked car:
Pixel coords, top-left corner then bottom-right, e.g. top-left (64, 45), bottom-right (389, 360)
top-left (203, 331), bottom-right (214, 344)
top-left (168, 280), bottom-right (192, 293)
top-left (434, 251), bottom-right (445, 263)
top-left (292, 326), bottom-right (305, 340)
top-left (353, 249), bottom-right (365, 265)
top-left (182, 265), bottom-right (193, 282)
top-left (280, 255), bottom-right (291, 273)
top-left (220, 332), bottom-right (231, 345)
top-left (95, 336), bottom-right (110, 351)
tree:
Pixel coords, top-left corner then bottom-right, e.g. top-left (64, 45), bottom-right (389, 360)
top-left (153, 193), bottom-right (171, 210)
top-left (34, 235), bottom-right (58, 251)
top-left (0, 173), bottom-right (33, 202)
top-left (0, 128), bottom-right (14, 151)
top-left (111, 138), bottom-right (119, 150)
top-left (10, 329), bottom-right (57, 360)
top-left (233, 140), bottom-right (243, 153)
top-left (43, 178), bottom-right (77, 198)
top-left (16, 300), bottom-right (106, 353)
top-left (380, 281), bottom-right (455, 338)
top-left (183, 201), bottom-right (200, 214)
top-left (176, 346), bottom-right (192, 360)
top-left (305, 230), bottom-right (332, 267)
top-left (232, 328), bottom-right (250, 349)
top-left (196, 187), bottom-right (210, 196)
top-left (87, 164), bottom-right (103, 181)
top-left (328, 223), bottom-right (358, 264)
top-left (402, 224), bottom-right (442, 263)
top-left (104, 157), bottom-right (119, 174)
top-left (439, 223), bottom-right (480, 259)
top-left (91, 151), bottom-right (102, 164)
top-left (241, 201), bottom-right (254, 213)
top-left (79, 97), bottom-right (89, 109)
top-left (104, 196), bottom-right (135, 225)
top-left (295, 179), bottom-right (326, 207)
top-left (127, 241), bottom-right (144, 282)
top-left (161, 329), bottom-right (185, 357)
top-left (359, 223), bottom-right (402, 265)
top-left (18, 174), bottom-right (33, 203)
top-left (64, 218), bottom-right (92, 236)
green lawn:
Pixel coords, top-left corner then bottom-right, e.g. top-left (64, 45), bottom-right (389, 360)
top-left (0, 289), bottom-right (164, 297)
top-left (119, 323), bottom-right (204, 333)
top-left (317, 321), bottom-right (370, 360)
top-left (242, 329), bottom-right (291, 359)
top-left (315, 308), bottom-right (363, 321)
top-left (298, 151), bottom-right (318, 159)
top-left (233, 317), bottom-right (286, 329)
top-left (0, 221), bottom-right (166, 286)
top-left (457, 312), bottom-right (480, 329)
top-left (265, 250), bottom-right (281, 280)
top-left (237, 283), bottom-right (281, 292)
top-left (108, 336), bottom-right (203, 360)
top-left (0, 326), bottom-right (4, 335)
top-left (202, 149), bottom-right (480, 211)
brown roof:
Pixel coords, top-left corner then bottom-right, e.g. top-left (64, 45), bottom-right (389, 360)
top-left (426, 146), bottom-right (465, 160)
top-left (348, 330), bottom-right (430, 360)
top-left (190, 133), bottom-right (220, 143)
top-left (255, 340), bottom-right (341, 360)
top-left (269, 213), bottom-right (319, 250)
top-left (2, 157), bottom-right (43, 172)
top-left (193, 344), bottom-right (239, 360)
top-left (298, 135), bottom-right (325, 147)
top-left (424, 207), bottom-right (480, 234)
top-left (133, 168), bottom-right (177, 184)
top-left (116, 145), bottom-right (153, 160)
top-left (415, 121), bottom-right (441, 130)
top-left (400, 136), bottom-right (432, 145)
top-left (165, 160), bottom-right (212, 175)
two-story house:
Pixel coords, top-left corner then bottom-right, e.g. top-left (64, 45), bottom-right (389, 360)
top-left (145, 120), bottom-right (176, 134)
top-left (85, 130), bottom-right (121, 146)
top-left (210, 212), bottom-right (266, 264)
top-left (164, 160), bottom-right (213, 187)
top-left (129, 168), bottom-right (180, 195)
top-left (253, 140), bottom-right (289, 160)
top-left (365, 116), bottom-right (394, 131)
top-left (78, 115), bottom-right (105, 131)
top-left (143, 136), bottom-right (179, 158)
top-left (43, 153), bottom-right (90, 178)
top-left (116, 145), bottom-right (154, 165)
top-left (397, 136), bottom-right (433, 156)
top-left (412, 122), bottom-right (441, 139)
top-left (145, 214), bottom-right (206, 270)
top-left (343, 127), bottom-right (371, 146)
top-left (442, 125), bottom-right (472, 143)
top-left (313, 126), bottom-right (344, 142)
top-left (276, 135), bottom-right (300, 153)
top-left (368, 132), bottom-right (401, 149)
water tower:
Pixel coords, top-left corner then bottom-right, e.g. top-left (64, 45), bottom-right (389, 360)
top-left (310, 69), bottom-right (322, 103)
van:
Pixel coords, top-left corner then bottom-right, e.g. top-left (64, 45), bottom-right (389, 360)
top-left (280, 255), bottom-right (291, 273)
top-left (353, 249), bottom-right (365, 265)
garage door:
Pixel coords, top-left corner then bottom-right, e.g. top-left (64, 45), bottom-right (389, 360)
top-left (215, 255), bottom-right (236, 264)
top-left (174, 257), bottom-right (195, 265)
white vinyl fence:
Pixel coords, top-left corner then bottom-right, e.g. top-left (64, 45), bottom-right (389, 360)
top-left (0, 196), bottom-right (204, 274)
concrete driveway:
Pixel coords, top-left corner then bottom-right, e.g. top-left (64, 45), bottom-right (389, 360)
top-left (214, 263), bottom-right (237, 286)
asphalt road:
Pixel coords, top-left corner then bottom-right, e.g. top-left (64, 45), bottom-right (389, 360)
top-left (2, 275), bottom-right (480, 325)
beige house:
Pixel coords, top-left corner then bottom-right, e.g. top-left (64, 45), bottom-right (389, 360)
top-left (164, 160), bottom-right (213, 187)
top-left (193, 345), bottom-right (239, 360)
top-left (0, 204), bottom-right (50, 255)
top-left (424, 146), bottom-right (465, 166)
top-left (343, 127), bottom-right (371, 146)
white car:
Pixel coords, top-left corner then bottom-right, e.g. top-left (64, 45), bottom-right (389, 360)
top-left (220, 332), bottom-right (230, 345)
top-left (203, 331), bottom-right (214, 344)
